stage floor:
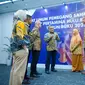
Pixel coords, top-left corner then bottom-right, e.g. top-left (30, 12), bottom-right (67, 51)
top-left (0, 64), bottom-right (85, 85)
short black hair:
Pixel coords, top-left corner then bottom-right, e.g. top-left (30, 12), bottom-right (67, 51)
top-left (26, 15), bottom-right (32, 18)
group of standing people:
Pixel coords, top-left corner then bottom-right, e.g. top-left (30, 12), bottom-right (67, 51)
top-left (9, 10), bottom-right (59, 85)
top-left (9, 9), bottom-right (85, 85)
top-left (9, 10), bottom-right (42, 85)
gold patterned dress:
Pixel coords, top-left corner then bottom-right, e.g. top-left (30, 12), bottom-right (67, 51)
top-left (70, 29), bottom-right (84, 72)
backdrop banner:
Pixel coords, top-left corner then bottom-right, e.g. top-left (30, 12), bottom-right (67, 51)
top-left (29, 2), bottom-right (85, 65)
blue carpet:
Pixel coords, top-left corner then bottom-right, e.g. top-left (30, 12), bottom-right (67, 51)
top-left (0, 65), bottom-right (85, 85)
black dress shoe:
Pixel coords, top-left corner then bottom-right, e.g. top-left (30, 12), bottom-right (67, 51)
top-left (35, 72), bottom-right (42, 75)
top-left (30, 74), bottom-right (40, 78)
top-left (24, 76), bottom-right (30, 80)
top-left (72, 70), bottom-right (76, 72)
top-left (22, 80), bottom-right (30, 84)
top-left (78, 71), bottom-right (81, 72)
top-left (51, 69), bottom-right (57, 72)
top-left (45, 71), bottom-right (50, 74)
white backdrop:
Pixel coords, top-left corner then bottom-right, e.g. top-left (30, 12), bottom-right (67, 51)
top-left (0, 12), bottom-right (14, 64)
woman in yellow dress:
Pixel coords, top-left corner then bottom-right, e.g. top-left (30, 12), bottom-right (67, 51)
top-left (70, 28), bottom-right (84, 72)
top-left (9, 10), bottom-right (29, 85)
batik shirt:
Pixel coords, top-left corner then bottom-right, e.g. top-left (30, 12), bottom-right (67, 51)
top-left (44, 32), bottom-right (59, 51)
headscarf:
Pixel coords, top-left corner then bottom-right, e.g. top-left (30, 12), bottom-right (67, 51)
top-left (70, 28), bottom-right (82, 48)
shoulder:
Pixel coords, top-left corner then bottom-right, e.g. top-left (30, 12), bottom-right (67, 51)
top-left (16, 20), bottom-right (25, 27)
top-left (44, 33), bottom-right (50, 38)
top-left (54, 32), bottom-right (58, 35)
top-left (45, 33), bottom-right (49, 35)
top-left (32, 27), bottom-right (36, 31)
top-left (32, 27), bottom-right (38, 32)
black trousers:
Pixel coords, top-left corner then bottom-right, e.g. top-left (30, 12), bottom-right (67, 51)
top-left (30, 50), bottom-right (40, 75)
top-left (45, 50), bottom-right (57, 71)
top-left (24, 50), bottom-right (31, 79)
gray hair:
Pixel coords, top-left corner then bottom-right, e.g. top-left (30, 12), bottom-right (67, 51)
top-left (35, 20), bottom-right (41, 24)
top-left (48, 26), bottom-right (54, 29)
top-left (14, 10), bottom-right (27, 21)
top-left (35, 20), bottom-right (41, 28)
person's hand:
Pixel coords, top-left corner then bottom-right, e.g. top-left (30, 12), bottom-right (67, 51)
top-left (50, 36), bottom-right (53, 39)
top-left (23, 45), bottom-right (27, 50)
top-left (70, 49), bottom-right (74, 53)
top-left (23, 45), bottom-right (28, 52)
top-left (56, 35), bottom-right (58, 39)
